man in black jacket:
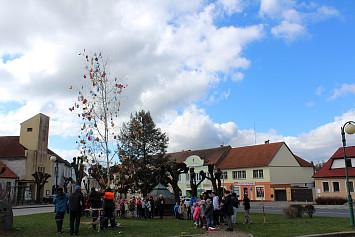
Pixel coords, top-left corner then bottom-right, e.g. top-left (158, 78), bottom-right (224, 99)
top-left (223, 191), bottom-right (234, 232)
top-left (69, 185), bottom-right (84, 236)
top-left (88, 187), bottom-right (102, 230)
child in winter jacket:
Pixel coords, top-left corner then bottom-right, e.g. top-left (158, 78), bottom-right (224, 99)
top-left (193, 203), bottom-right (200, 228)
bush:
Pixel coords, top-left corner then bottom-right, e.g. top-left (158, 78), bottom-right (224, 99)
top-left (303, 204), bottom-right (316, 218)
top-left (315, 197), bottom-right (347, 205)
top-left (283, 206), bottom-right (298, 219)
top-left (289, 204), bottom-right (304, 217)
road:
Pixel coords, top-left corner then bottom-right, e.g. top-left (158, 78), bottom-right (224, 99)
top-left (250, 201), bottom-right (351, 218)
top-left (10, 202), bottom-right (353, 219)
top-left (12, 205), bottom-right (54, 216)
top-left (252, 206), bottom-right (350, 218)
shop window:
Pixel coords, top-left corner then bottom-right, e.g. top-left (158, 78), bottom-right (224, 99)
top-left (256, 187), bottom-right (264, 197)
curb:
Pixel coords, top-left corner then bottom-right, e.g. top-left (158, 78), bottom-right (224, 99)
top-left (295, 231), bottom-right (355, 237)
top-left (12, 204), bottom-right (53, 209)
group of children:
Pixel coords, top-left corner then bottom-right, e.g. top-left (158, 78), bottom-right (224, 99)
top-left (174, 192), bottom-right (253, 231)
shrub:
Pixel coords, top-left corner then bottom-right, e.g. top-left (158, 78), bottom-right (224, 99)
top-left (283, 206), bottom-right (298, 219)
top-left (315, 197), bottom-right (347, 205)
top-left (289, 204), bottom-right (304, 217)
top-left (303, 204), bottom-right (316, 218)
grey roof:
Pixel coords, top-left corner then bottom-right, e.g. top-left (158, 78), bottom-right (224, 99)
top-left (147, 183), bottom-right (175, 203)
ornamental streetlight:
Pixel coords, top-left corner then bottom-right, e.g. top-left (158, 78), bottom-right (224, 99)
top-left (341, 121), bottom-right (355, 226)
top-left (50, 155), bottom-right (59, 194)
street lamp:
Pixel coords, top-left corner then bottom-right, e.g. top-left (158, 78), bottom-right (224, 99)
top-left (341, 121), bottom-right (355, 226)
top-left (50, 155), bottom-right (58, 195)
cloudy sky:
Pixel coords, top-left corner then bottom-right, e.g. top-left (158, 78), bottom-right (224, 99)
top-left (1, 0), bottom-right (354, 164)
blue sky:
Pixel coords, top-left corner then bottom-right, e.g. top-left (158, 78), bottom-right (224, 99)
top-left (0, 0), bottom-right (354, 163)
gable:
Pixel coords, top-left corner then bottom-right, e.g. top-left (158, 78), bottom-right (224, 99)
top-left (184, 155), bottom-right (204, 167)
top-left (268, 143), bottom-right (300, 167)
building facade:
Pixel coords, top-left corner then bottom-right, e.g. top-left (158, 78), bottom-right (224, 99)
top-left (216, 142), bottom-right (314, 201)
top-left (313, 146), bottom-right (355, 199)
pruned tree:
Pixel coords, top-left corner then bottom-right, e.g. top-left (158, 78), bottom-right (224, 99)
top-left (69, 50), bottom-right (127, 187)
top-left (71, 156), bottom-right (85, 186)
top-left (164, 158), bottom-right (189, 202)
top-left (63, 177), bottom-right (73, 193)
top-left (200, 165), bottom-right (223, 196)
top-left (118, 110), bottom-right (169, 196)
top-left (189, 168), bottom-right (206, 198)
top-left (32, 171), bottom-right (51, 203)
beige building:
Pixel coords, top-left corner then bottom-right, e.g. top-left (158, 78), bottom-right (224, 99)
top-left (0, 113), bottom-right (70, 202)
top-left (313, 146), bottom-right (355, 199)
top-left (216, 142), bottom-right (314, 201)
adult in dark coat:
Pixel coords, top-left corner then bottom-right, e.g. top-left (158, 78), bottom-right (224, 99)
top-left (69, 185), bottom-right (85, 236)
top-left (223, 191), bottom-right (234, 231)
top-left (103, 188), bottom-right (115, 229)
top-left (157, 195), bottom-right (165, 219)
top-left (243, 195), bottom-right (253, 224)
top-left (88, 187), bottom-right (102, 230)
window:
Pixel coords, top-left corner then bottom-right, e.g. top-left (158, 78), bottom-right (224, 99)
top-left (27, 128), bottom-right (33, 132)
top-left (178, 174), bottom-right (182, 182)
top-left (346, 181), bottom-right (354, 192)
top-left (186, 173), bottom-right (190, 181)
top-left (332, 181), bottom-right (340, 192)
top-left (233, 171), bottom-right (246, 179)
top-left (253, 169), bottom-right (263, 179)
top-left (256, 187), bottom-right (264, 197)
top-left (38, 167), bottom-right (45, 173)
top-left (322, 182), bottom-right (329, 192)
top-left (222, 171), bottom-right (228, 180)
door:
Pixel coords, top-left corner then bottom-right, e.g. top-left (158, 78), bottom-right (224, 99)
top-left (275, 190), bottom-right (287, 201)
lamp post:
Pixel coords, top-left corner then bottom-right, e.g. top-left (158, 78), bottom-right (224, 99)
top-left (50, 155), bottom-right (58, 195)
top-left (341, 121), bottom-right (355, 226)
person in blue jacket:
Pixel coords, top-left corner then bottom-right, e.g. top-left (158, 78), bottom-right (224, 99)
top-left (174, 202), bottom-right (180, 219)
top-left (53, 187), bottom-right (69, 234)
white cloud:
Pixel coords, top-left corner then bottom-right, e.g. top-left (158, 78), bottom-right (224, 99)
top-left (259, 0), bottom-right (339, 41)
top-left (328, 84), bottom-right (355, 100)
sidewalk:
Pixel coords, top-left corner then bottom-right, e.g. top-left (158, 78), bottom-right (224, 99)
top-left (251, 201), bottom-right (349, 210)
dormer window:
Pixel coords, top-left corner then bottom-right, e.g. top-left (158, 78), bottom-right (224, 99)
top-left (27, 128), bottom-right (33, 132)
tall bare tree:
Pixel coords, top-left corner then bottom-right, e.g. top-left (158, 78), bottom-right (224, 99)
top-left (70, 50), bottom-right (127, 187)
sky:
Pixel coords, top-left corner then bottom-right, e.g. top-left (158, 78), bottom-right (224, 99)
top-left (0, 0), bottom-right (355, 164)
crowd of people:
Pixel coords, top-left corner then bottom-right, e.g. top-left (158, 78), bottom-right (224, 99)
top-left (53, 186), bottom-right (166, 235)
top-left (53, 186), bottom-right (251, 235)
top-left (173, 191), bottom-right (252, 232)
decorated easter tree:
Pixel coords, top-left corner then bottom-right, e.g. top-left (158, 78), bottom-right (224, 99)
top-left (70, 50), bottom-right (127, 188)
top-left (118, 110), bottom-right (169, 196)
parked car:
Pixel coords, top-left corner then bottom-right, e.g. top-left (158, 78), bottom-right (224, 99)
top-left (43, 195), bottom-right (55, 203)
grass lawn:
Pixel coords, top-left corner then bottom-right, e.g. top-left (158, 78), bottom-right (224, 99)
top-left (4, 214), bottom-right (205, 237)
top-left (237, 212), bottom-right (355, 237)
top-left (2, 212), bottom-right (355, 237)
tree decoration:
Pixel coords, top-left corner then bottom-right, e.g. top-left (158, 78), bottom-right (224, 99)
top-left (70, 50), bottom-right (127, 187)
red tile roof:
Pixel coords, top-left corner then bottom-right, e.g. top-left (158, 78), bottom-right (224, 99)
top-left (166, 146), bottom-right (231, 165)
top-left (294, 155), bottom-right (313, 167)
top-left (313, 146), bottom-right (355, 178)
top-left (216, 142), bottom-right (284, 169)
top-left (0, 136), bottom-right (26, 157)
top-left (0, 160), bottom-right (19, 179)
